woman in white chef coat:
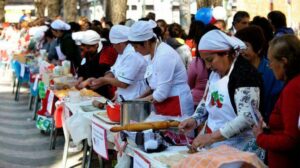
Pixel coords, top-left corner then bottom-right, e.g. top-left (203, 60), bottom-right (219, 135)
top-left (87, 25), bottom-right (148, 100)
top-left (128, 20), bottom-right (194, 117)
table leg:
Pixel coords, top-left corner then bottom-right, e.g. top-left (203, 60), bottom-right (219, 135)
top-left (82, 140), bottom-right (88, 168)
top-left (62, 110), bottom-right (70, 168)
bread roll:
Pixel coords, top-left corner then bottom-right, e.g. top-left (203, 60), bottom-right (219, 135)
top-left (110, 121), bottom-right (180, 132)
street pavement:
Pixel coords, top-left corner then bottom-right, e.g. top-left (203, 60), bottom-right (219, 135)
top-left (0, 68), bottom-right (82, 168)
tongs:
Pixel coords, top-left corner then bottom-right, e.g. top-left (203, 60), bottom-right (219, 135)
top-left (106, 99), bottom-right (115, 108)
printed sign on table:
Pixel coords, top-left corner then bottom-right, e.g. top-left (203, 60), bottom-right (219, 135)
top-left (92, 122), bottom-right (108, 160)
top-left (133, 150), bottom-right (151, 168)
top-left (33, 74), bottom-right (40, 91)
top-left (20, 63), bottom-right (25, 78)
top-left (47, 90), bottom-right (54, 114)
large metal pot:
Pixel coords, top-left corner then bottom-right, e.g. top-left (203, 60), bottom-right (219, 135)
top-left (120, 100), bottom-right (151, 126)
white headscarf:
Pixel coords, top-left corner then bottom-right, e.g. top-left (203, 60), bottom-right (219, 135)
top-left (51, 19), bottom-right (70, 31)
top-left (128, 20), bottom-right (157, 42)
top-left (72, 30), bottom-right (103, 52)
top-left (198, 29), bottom-right (246, 53)
top-left (109, 25), bottom-right (129, 44)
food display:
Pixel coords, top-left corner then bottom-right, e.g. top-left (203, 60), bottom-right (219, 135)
top-left (53, 88), bottom-right (99, 99)
top-left (92, 100), bottom-right (105, 109)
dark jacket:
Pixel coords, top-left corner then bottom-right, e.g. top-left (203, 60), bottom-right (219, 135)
top-left (59, 32), bottom-right (82, 70)
top-left (228, 56), bottom-right (264, 114)
top-left (274, 27), bottom-right (294, 37)
top-left (77, 51), bottom-right (111, 98)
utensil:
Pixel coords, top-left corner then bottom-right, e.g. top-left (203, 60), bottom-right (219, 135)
top-left (120, 100), bottom-right (151, 126)
top-left (185, 134), bottom-right (193, 150)
top-left (119, 95), bottom-right (126, 102)
top-left (106, 99), bottom-right (115, 108)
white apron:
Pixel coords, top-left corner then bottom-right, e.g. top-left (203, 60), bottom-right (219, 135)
top-left (205, 59), bottom-right (253, 150)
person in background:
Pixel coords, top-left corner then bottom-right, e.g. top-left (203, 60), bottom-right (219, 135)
top-left (72, 30), bottom-right (111, 98)
top-left (90, 26), bottom-right (118, 68)
top-left (146, 12), bottom-right (156, 21)
top-left (253, 35), bottom-right (300, 168)
top-left (214, 19), bottom-right (227, 32)
top-left (92, 20), bottom-right (102, 28)
top-left (88, 25), bottom-right (147, 101)
top-left (186, 20), bottom-right (205, 57)
top-left (250, 16), bottom-right (274, 57)
top-left (19, 10), bottom-right (26, 23)
top-left (104, 21), bottom-right (113, 30)
top-left (42, 28), bottom-right (59, 62)
top-left (165, 23), bottom-right (192, 69)
top-left (267, 10), bottom-right (294, 37)
top-left (180, 30), bottom-right (264, 159)
top-left (68, 22), bottom-right (81, 32)
top-left (50, 19), bottom-right (81, 71)
top-left (129, 20), bottom-right (194, 118)
top-left (187, 52), bottom-right (208, 109)
top-left (229, 11), bottom-right (250, 35)
top-left (235, 25), bottom-right (284, 123)
top-left (156, 19), bottom-right (168, 41)
top-left (78, 16), bottom-right (91, 31)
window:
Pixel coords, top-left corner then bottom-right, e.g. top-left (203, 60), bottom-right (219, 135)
top-left (172, 6), bottom-right (180, 10)
top-left (145, 5), bottom-right (154, 10)
top-left (132, 5), bottom-right (137, 10)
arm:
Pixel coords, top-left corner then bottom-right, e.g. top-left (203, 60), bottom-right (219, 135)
top-left (90, 77), bottom-right (129, 90)
top-left (192, 87), bottom-right (260, 148)
top-left (192, 98), bottom-right (208, 126)
top-left (102, 77), bottom-right (129, 89)
top-left (104, 71), bottom-right (115, 78)
top-left (256, 83), bottom-right (300, 152)
top-left (220, 87), bottom-right (260, 138)
top-left (152, 52), bottom-right (177, 102)
top-left (138, 88), bottom-right (152, 99)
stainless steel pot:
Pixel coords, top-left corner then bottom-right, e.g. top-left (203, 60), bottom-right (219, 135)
top-left (120, 100), bottom-right (151, 126)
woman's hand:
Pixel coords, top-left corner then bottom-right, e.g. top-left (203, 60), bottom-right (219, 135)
top-left (89, 77), bottom-right (105, 90)
top-left (75, 77), bottom-right (84, 89)
top-left (191, 130), bottom-right (224, 149)
top-left (191, 134), bottom-right (213, 149)
top-left (252, 117), bottom-right (264, 138)
top-left (178, 118), bottom-right (197, 134)
top-left (138, 95), bottom-right (154, 102)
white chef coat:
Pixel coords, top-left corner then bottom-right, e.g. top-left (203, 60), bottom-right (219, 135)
top-left (110, 44), bottom-right (147, 100)
top-left (145, 42), bottom-right (194, 117)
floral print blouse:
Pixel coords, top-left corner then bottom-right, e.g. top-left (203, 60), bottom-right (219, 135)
top-left (192, 87), bottom-right (260, 138)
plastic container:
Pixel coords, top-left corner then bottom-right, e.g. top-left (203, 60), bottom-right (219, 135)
top-left (69, 91), bottom-right (81, 103)
top-left (106, 103), bottom-right (121, 122)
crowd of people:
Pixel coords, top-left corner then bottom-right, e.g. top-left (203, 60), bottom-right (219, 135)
top-left (0, 9), bottom-right (299, 168)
